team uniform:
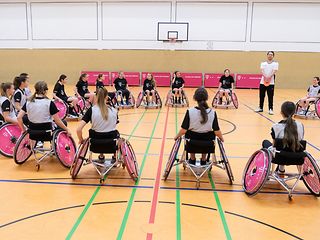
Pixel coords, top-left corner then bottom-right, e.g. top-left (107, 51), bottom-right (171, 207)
top-left (0, 96), bottom-right (16, 123)
top-left (143, 79), bottom-right (155, 96)
top-left (21, 97), bottom-right (59, 131)
top-left (307, 85), bottom-right (320, 100)
top-left (114, 77), bottom-right (130, 103)
top-left (82, 105), bottom-right (119, 139)
top-left (220, 75), bottom-right (234, 90)
top-left (76, 80), bottom-right (90, 98)
top-left (181, 107), bottom-right (220, 142)
top-left (12, 88), bottom-right (27, 114)
top-left (259, 61), bottom-right (279, 111)
top-left (53, 82), bottom-right (69, 103)
top-left (96, 81), bottom-right (116, 103)
top-left (172, 77), bottom-right (185, 93)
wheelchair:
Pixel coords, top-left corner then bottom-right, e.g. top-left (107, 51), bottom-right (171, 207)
top-left (164, 89), bottom-right (189, 107)
top-left (212, 89), bottom-right (238, 109)
top-left (242, 139), bottom-right (320, 200)
top-left (13, 126), bottom-right (77, 170)
top-left (136, 90), bottom-right (162, 108)
top-left (163, 137), bottom-right (234, 189)
top-left (115, 90), bottom-right (135, 109)
top-left (70, 130), bottom-right (139, 183)
top-left (0, 120), bottom-right (22, 158)
top-left (295, 98), bottom-right (320, 119)
top-left (54, 97), bottom-right (90, 121)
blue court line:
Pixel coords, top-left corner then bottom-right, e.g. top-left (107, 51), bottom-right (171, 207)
top-left (243, 103), bottom-right (320, 152)
top-left (0, 179), bottom-right (311, 195)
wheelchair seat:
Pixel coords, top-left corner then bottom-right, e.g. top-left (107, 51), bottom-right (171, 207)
top-left (185, 139), bottom-right (215, 153)
top-left (272, 139), bottom-right (307, 166)
top-left (89, 129), bottom-right (118, 153)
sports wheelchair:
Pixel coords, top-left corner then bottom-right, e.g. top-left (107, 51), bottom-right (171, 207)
top-left (136, 90), bottom-right (162, 108)
top-left (295, 98), bottom-right (320, 119)
top-left (54, 96), bottom-right (90, 120)
top-left (0, 120), bottom-right (22, 158)
top-left (242, 139), bottom-right (320, 200)
top-left (115, 90), bottom-right (135, 109)
top-left (165, 89), bottom-right (189, 107)
top-left (13, 125), bottom-right (77, 170)
top-left (212, 89), bottom-right (238, 109)
top-left (163, 137), bottom-right (234, 189)
top-left (70, 130), bottom-right (139, 183)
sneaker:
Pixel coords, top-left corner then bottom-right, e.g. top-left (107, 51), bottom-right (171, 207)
top-left (268, 109), bottom-right (274, 115)
top-left (68, 114), bottom-right (78, 119)
top-left (275, 165), bottom-right (285, 175)
top-left (255, 108), bottom-right (263, 112)
top-left (111, 156), bottom-right (116, 164)
top-left (36, 141), bottom-right (44, 149)
top-left (188, 159), bottom-right (196, 165)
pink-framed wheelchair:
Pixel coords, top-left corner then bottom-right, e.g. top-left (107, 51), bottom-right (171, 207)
top-left (70, 131), bottom-right (139, 183)
top-left (13, 127), bottom-right (77, 170)
top-left (164, 89), bottom-right (189, 107)
top-left (0, 121), bottom-right (22, 158)
top-left (136, 90), bottom-right (162, 108)
top-left (163, 137), bottom-right (234, 189)
top-left (115, 90), bottom-right (135, 109)
top-left (295, 98), bottom-right (320, 119)
top-left (54, 97), bottom-right (90, 120)
top-left (212, 89), bottom-right (238, 109)
top-left (242, 139), bottom-right (320, 200)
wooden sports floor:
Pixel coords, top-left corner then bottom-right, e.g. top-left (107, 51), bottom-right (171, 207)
top-left (0, 86), bottom-right (319, 240)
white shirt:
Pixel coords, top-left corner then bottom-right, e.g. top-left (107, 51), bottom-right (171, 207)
top-left (260, 61), bottom-right (279, 85)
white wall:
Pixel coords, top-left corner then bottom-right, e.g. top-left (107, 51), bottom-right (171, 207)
top-left (1, 0), bottom-right (320, 52)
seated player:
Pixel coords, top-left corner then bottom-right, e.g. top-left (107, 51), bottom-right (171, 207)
top-left (113, 72), bottom-right (130, 105)
top-left (75, 73), bottom-right (95, 103)
top-left (17, 81), bottom-right (70, 135)
top-left (0, 82), bottom-right (18, 125)
top-left (297, 77), bottom-right (320, 115)
top-left (218, 69), bottom-right (234, 104)
top-left (143, 73), bottom-right (156, 106)
top-left (174, 87), bottom-right (224, 165)
top-left (96, 73), bottom-right (116, 104)
top-left (12, 75), bottom-right (29, 114)
top-left (262, 101), bottom-right (305, 174)
top-left (19, 73), bottom-right (32, 97)
top-left (53, 74), bottom-right (79, 117)
top-left (77, 88), bottom-right (119, 162)
top-left (171, 71), bottom-right (185, 104)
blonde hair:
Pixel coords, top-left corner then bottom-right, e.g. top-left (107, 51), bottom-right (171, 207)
top-left (96, 87), bottom-right (109, 121)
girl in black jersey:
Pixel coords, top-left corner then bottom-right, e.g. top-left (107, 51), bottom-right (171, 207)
top-left (171, 71), bottom-right (185, 104)
top-left (53, 74), bottom-right (79, 116)
top-left (142, 73), bottom-right (156, 105)
top-left (218, 69), bottom-right (234, 104)
top-left (12, 75), bottom-right (29, 114)
top-left (0, 82), bottom-right (17, 124)
top-left (75, 73), bottom-right (95, 103)
top-left (96, 73), bottom-right (116, 106)
top-left (113, 72), bottom-right (130, 105)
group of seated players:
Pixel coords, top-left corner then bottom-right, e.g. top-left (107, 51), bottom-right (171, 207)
top-left (0, 70), bottom-right (319, 198)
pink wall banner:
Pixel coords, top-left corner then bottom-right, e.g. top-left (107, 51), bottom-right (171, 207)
top-left (236, 74), bottom-right (262, 89)
top-left (204, 73), bottom-right (235, 87)
top-left (141, 72), bottom-right (171, 87)
top-left (81, 71), bottom-right (110, 86)
top-left (181, 73), bottom-right (203, 87)
top-left (111, 72), bottom-right (140, 86)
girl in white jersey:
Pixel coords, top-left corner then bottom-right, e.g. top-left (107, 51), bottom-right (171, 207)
top-left (297, 77), bottom-right (320, 114)
top-left (12, 75), bottom-right (29, 114)
top-left (0, 82), bottom-right (17, 124)
top-left (262, 101), bottom-right (304, 174)
top-left (174, 87), bottom-right (224, 165)
top-left (77, 87), bottom-right (119, 162)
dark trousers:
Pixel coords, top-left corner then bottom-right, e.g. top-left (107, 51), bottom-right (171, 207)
top-left (259, 84), bottom-right (274, 110)
top-left (118, 89), bottom-right (130, 102)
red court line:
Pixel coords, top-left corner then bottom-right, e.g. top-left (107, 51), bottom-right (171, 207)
top-left (145, 106), bottom-right (170, 239)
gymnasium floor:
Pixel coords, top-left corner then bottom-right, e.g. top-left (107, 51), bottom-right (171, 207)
top-left (0, 86), bottom-right (319, 240)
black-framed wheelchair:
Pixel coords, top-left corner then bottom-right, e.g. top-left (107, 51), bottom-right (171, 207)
top-left (242, 139), bottom-right (320, 200)
top-left (70, 130), bottom-right (139, 183)
top-left (163, 137), bottom-right (234, 189)
top-left (13, 126), bottom-right (77, 170)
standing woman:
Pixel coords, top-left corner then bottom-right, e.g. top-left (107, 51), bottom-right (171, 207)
top-left (255, 51), bottom-right (279, 115)
top-left (171, 71), bottom-right (185, 104)
top-left (143, 73), bottom-right (156, 105)
top-left (12, 75), bottom-right (29, 114)
top-left (75, 73), bottom-right (95, 103)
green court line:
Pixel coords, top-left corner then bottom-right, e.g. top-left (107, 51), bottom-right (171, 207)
top-left (66, 110), bottom-right (147, 240)
top-left (175, 108), bottom-right (182, 240)
top-left (116, 109), bottom-right (161, 240)
top-left (208, 173), bottom-right (232, 240)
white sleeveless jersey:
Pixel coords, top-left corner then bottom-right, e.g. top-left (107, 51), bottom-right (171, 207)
top-left (272, 120), bottom-right (304, 141)
top-left (307, 85), bottom-right (320, 98)
top-left (26, 98), bottom-right (53, 123)
top-left (0, 96), bottom-right (16, 119)
top-left (188, 107), bottom-right (216, 133)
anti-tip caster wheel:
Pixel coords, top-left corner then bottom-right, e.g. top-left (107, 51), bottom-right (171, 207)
top-left (36, 164), bottom-right (40, 171)
top-left (196, 181), bottom-right (200, 190)
top-left (288, 194), bottom-right (293, 201)
top-left (100, 178), bottom-right (105, 184)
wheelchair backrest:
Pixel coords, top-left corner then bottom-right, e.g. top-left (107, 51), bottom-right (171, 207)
top-left (28, 129), bottom-right (53, 142)
top-left (272, 139), bottom-right (307, 165)
top-left (185, 139), bottom-right (215, 154)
